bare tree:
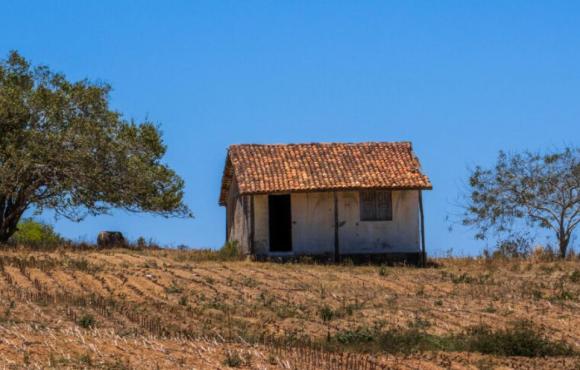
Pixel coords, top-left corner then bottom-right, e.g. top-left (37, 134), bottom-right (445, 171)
top-left (462, 147), bottom-right (579, 258)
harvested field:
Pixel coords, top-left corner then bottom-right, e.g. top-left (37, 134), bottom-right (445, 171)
top-left (0, 247), bottom-right (578, 369)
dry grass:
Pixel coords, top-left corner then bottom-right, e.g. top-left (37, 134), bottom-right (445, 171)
top-left (0, 246), bottom-right (579, 369)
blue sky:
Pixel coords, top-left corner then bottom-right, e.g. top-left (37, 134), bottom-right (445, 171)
top-left (1, 1), bottom-right (579, 255)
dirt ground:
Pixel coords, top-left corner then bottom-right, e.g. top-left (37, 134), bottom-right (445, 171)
top-left (0, 247), bottom-right (578, 369)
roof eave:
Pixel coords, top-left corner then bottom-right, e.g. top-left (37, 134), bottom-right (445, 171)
top-left (237, 185), bottom-right (433, 197)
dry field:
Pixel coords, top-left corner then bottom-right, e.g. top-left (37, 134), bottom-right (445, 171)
top-left (0, 247), bottom-right (578, 369)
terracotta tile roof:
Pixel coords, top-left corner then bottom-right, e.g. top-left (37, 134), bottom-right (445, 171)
top-left (219, 142), bottom-right (432, 205)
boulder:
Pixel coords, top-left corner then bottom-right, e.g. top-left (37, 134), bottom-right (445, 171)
top-left (97, 231), bottom-right (126, 248)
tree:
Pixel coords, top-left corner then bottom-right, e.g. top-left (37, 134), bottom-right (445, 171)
top-left (462, 147), bottom-right (579, 258)
top-left (11, 218), bottom-right (63, 248)
top-left (0, 51), bottom-right (191, 243)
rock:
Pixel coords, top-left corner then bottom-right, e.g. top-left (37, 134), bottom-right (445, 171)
top-left (97, 231), bottom-right (126, 248)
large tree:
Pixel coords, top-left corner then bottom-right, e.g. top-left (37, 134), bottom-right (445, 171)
top-left (0, 51), bottom-right (191, 243)
top-left (462, 147), bottom-right (579, 258)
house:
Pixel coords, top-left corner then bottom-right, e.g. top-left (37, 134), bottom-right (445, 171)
top-left (219, 142), bottom-right (432, 264)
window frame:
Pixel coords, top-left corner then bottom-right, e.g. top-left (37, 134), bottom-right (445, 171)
top-left (359, 190), bottom-right (393, 222)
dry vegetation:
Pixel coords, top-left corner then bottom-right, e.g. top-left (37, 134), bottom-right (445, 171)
top-left (0, 246), bottom-right (579, 369)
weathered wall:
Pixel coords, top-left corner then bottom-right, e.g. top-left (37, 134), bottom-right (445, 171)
top-left (291, 192), bottom-right (335, 255)
top-left (226, 177), bottom-right (251, 254)
top-left (338, 191), bottom-right (420, 254)
top-left (253, 194), bottom-right (269, 255)
top-left (249, 190), bottom-right (421, 256)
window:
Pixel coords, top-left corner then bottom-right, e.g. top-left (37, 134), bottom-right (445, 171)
top-left (360, 190), bottom-right (392, 221)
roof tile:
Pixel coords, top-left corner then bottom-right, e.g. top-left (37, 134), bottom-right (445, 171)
top-left (219, 142), bottom-right (432, 205)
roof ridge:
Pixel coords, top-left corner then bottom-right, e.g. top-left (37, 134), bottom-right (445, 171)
top-left (229, 141), bottom-right (412, 148)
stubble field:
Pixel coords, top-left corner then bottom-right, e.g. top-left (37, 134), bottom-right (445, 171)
top-left (0, 247), bottom-right (578, 369)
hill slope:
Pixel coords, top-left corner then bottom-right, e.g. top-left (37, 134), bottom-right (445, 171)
top-left (0, 248), bottom-right (578, 369)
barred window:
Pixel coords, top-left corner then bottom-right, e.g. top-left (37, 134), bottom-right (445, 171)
top-left (360, 190), bottom-right (392, 221)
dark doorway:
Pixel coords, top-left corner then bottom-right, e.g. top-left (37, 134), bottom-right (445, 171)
top-left (269, 194), bottom-right (292, 252)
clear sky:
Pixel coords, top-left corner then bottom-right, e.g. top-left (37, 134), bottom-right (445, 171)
top-left (1, 1), bottom-right (579, 255)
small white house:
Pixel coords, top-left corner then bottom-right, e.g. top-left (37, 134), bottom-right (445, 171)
top-left (219, 142), bottom-right (432, 264)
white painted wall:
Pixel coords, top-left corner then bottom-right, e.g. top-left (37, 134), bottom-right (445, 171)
top-left (338, 191), bottom-right (420, 254)
top-left (291, 192), bottom-right (335, 255)
top-left (249, 190), bottom-right (421, 256)
top-left (253, 194), bottom-right (269, 255)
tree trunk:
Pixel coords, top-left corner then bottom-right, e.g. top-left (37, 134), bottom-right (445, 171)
top-left (0, 199), bottom-right (25, 244)
top-left (0, 213), bottom-right (20, 243)
top-left (558, 237), bottom-right (569, 259)
top-left (0, 221), bottom-right (19, 244)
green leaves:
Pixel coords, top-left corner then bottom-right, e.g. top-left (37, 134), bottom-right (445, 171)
top-left (0, 51), bottom-right (191, 242)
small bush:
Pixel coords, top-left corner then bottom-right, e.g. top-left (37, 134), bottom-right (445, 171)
top-left (319, 305), bottom-right (335, 322)
top-left (378, 265), bottom-right (389, 276)
top-left (336, 327), bottom-right (375, 344)
top-left (495, 237), bottom-right (531, 259)
top-left (223, 350), bottom-right (243, 367)
top-left (331, 320), bottom-right (576, 357)
top-left (463, 320), bottom-right (575, 357)
top-left (165, 281), bottom-right (183, 294)
top-left (569, 270), bottom-right (580, 283)
top-left (408, 316), bottom-right (431, 330)
top-left (78, 353), bottom-right (92, 366)
top-left (450, 273), bottom-right (477, 284)
top-left (341, 258), bottom-right (354, 266)
top-left (482, 305), bottom-right (497, 313)
top-left (67, 257), bottom-right (100, 272)
top-left (219, 241), bottom-right (240, 260)
top-left (78, 314), bottom-right (96, 329)
top-left (179, 295), bottom-right (188, 306)
top-left (9, 219), bottom-right (63, 249)
top-left (379, 328), bottom-right (453, 354)
top-left (532, 246), bottom-right (556, 261)
top-left (298, 256), bottom-right (315, 264)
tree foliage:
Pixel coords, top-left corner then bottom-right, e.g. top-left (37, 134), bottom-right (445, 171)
top-left (0, 51), bottom-right (191, 242)
top-left (462, 147), bottom-right (580, 258)
top-left (10, 218), bottom-right (63, 248)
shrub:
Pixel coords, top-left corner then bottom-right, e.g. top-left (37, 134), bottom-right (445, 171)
top-left (298, 256), bottom-right (315, 264)
top-left (331, 320), bottom-right (576, 357)
top-left (78, 353), bottom-right (92, 366)
top-left (378, 265), bottom-right (389, 276)
top-left (531, 245), bottom-right (556, 262)
top-left (378, 328), bottom-right (453, 354)
top-left (219, 241), bottom-right (240, 260)
top-left (336, 327), bottom-right (376, 344)
top-left (495, 236), bottom-right (532, 259)
top-left (341, 258), bottom-right (354, 266)
top-left (9, 218), bottom-right (63, 248)
top-left (569, 270), bottom-right (580, 283)
top-left (408, 316), bottom-right (431, 330)
top-left (463, 320), bottom-right (575, 357)
top-left (78, 314), bottom-right (96, 329)
top-left (179, 295), bottom-right (188, 306)
top-left (319, 305), bottom-right (335, 322)
top-left (165, 283), bottom-right (183, 294)
top-left (450, 273), bottom-right (477, 284)
top-left (136, 237), bottom-right (147, 248)
top-left (222, 350), bottom-right (243, 367)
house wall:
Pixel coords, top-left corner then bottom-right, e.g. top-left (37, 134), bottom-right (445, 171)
top-left (226, 177), bottom-right (251, 254)
top-left (253, 194), bottom-right (269, 255)
top-left (249, 190), bottom-right (421, 257)
top-left (291, 192), bottom-right (335, 255)
top-left (338, 191), bottom-right (420, 254)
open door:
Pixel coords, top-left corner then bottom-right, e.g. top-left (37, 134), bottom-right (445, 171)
top-left (268, 194), bottom-right (292, 252)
